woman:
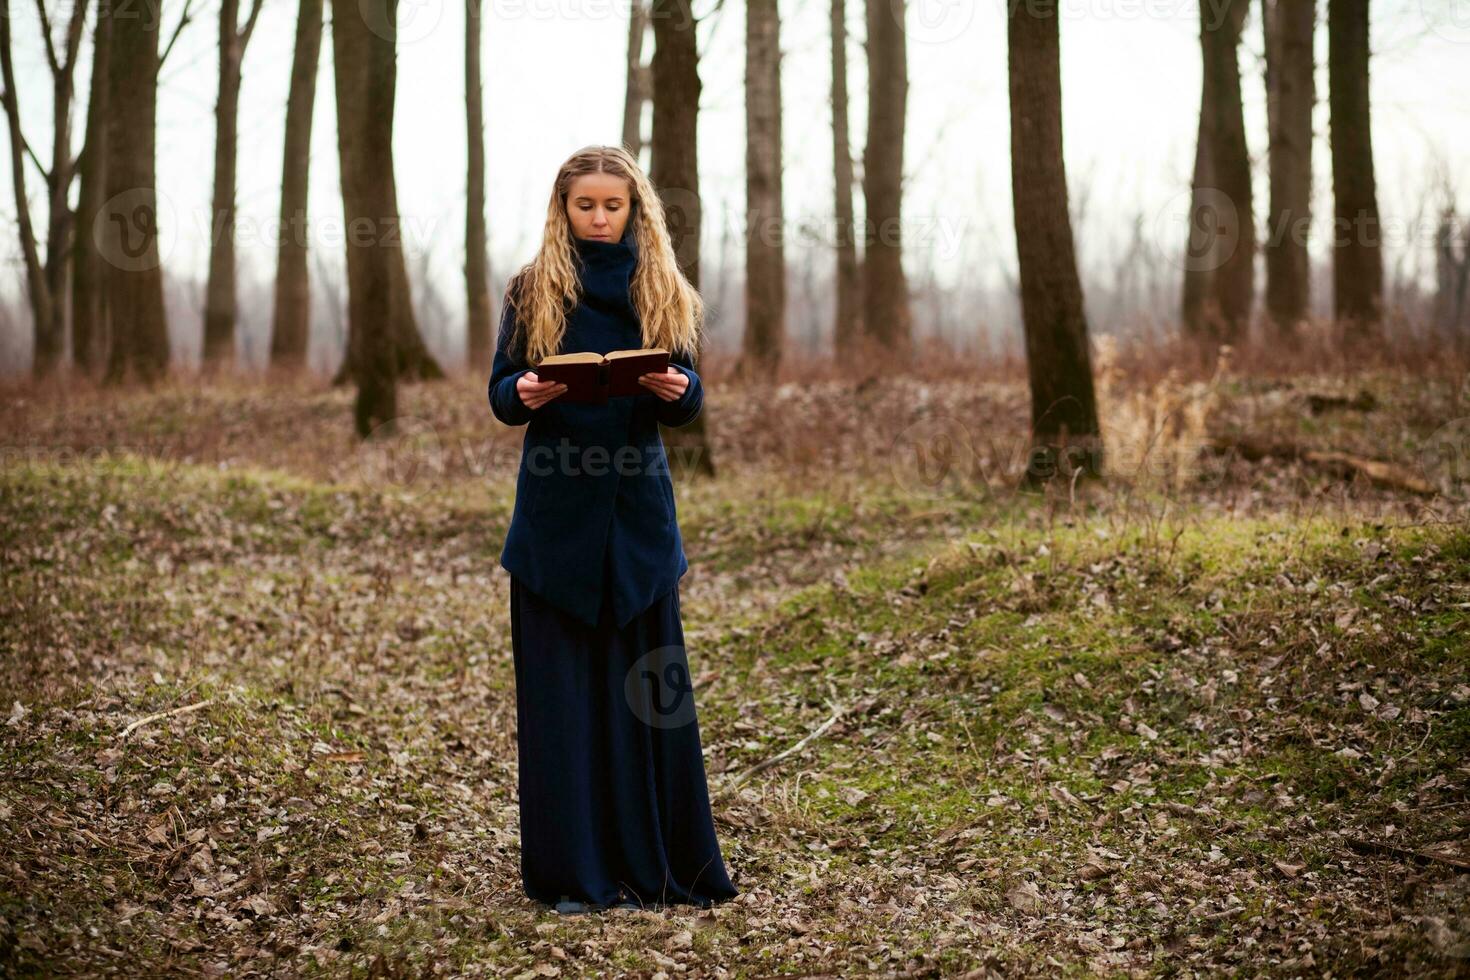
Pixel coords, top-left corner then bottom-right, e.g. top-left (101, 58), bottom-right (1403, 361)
top-left (487, 145), bottom-right (739, 915)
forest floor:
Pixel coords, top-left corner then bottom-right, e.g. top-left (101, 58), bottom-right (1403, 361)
top-left (1, 365), bottom-right (1468, 977)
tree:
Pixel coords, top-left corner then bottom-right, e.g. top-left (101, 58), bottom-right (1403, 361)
top-left (1262, 0), bottom-right (1314, 339)
top-left (738, 0), bottom-right (785, 379)
top-left (1328, 0), bottom-right (1382, 337)
top-left (830, 0), bottom-right (861, 363)
top-left (101, 0), bottom-right (171, 384)
top-left (650, 0), bottom-right (714, 477)
top-left (201, 0), bottom-right (266, 368)
top-left (328, 0), bottom-right (443, 387)
top-left (268, 0), bottom-right (325, 371)
top-left (1184, 0), bottom-right (1254, 346)
top-left (331, 0), bottom-right (401, 434)
top-left (465, 0), bottom-right (491, 372)
top-left (0, 0), bottom-right (89, 378)
top-left (1181, 102), bottom-right (1216, 336)
top-left (1007, 0), bottom-right (1101, 488)
top-left (1433, 208), bottom-right (1469, 339)
top-left (862, 0), bottom-right (911, 361)
top-left (72, 4), bottom-right (113, 374)
top-left (622, 0), bottom-right (650, 159)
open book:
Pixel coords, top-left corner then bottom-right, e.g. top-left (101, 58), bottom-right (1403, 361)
top-left (534, 348), bottom-right (670, 404)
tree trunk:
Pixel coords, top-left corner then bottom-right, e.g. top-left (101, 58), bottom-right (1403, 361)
top-left (739, 0), bottom-right (784, 381)
top-left (203, 0), bottom-right (244, 367)
top-left (101, 0), bottom-right (170, 385)
top-left (0, 0), bottom-right (86, 378)
top-left (386, 173), bottom-right (444, 379)
top-left (1433, 211), bottom-right (1469, 338)
top-left (0, 0), bottom-right (54, 376)
top-left (1007, 0), bottom-right (1101, 488)
top-left (202, 0), bottom-right (264, 370)
top-left (42, 5), bottom-right (87, 377)
top-left (329, 10), bottom-right (444, 388)
top-left (831, 0), bottom-right (860, 363)
top-left (862, 0), bottom-right (910, 362)
top-left (622, 0), bottom-right (649, 158)
top-left (72, 3), bottom-right (112, 374)
top-left (331, 0), bottom-right (399, 434)
top-left (1328, 0), bottom-right (1382, 337)
top-left (268, 0), bottom-right (323, 371)
top-left (1187, 0), bottom-right (1253, 345)
top-left (650, 0), bottom-right (714, 478)
top-left (465, 0), bottom-right (491, 372)
top-left (1181, 104), bottom-right (1216, 335)
top-left (1263, 0), bottom-right (1314, 340)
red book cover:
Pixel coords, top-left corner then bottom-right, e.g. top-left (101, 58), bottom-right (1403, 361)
top-left (535, 348), bottom-right (669, 403)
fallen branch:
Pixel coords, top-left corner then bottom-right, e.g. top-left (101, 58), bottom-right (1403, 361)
top-left (1304, 390), bottom-right (1377, 415)
top-left (712, 699), bottom-right (852, 804)
top-left (1342, 834), bottom-right (1470, 873)
top-left (117, 699), bottom-right (216, 740)
top-left (1205, 436), bottom-right (1437, 497)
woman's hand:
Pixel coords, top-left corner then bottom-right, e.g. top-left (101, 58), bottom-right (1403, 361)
top-left (638, 367), bottom-right (689, 402)
top-left (516, 371), bottom-right (567, 409)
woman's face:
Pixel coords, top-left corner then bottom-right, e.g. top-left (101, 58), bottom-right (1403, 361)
top-left (566, 173), bottom-right (633, 243)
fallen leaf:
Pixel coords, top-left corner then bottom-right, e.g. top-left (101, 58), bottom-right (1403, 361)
top-left (1008, 880), bottom-right (1042, 911)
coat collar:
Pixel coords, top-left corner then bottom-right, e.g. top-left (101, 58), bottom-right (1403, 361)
top-left (571, 225), bottom-right (638, 305)
top-left (572, 224), bottom-right (637, 262)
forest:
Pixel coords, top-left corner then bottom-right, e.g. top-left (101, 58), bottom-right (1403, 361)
top-left (1, 0), bottom-right (1468, 974)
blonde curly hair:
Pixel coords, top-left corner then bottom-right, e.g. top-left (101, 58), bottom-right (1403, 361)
top-left (501, 144), bottom-right (705, 367)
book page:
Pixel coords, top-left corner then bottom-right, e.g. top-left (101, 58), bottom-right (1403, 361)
top-left (538, 351), bottom-right (605, 366)
top-left (605, 347), bottom-right (668, 361)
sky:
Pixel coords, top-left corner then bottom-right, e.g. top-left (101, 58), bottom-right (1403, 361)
top-left (2, 0), bottom-right (1468, 366)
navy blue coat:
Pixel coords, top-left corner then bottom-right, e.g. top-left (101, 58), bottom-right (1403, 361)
top-left (488, 226), bottom-right (705, 630)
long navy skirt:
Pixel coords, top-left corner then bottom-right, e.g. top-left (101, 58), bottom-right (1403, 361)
top-left (509, 569), bottom-right (739, 910)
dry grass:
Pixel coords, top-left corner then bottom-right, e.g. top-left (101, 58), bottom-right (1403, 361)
top-left (2, 359), bottom-right (1468, 976)
top-left (1093, 336), bottom-right (1230, 493)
